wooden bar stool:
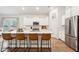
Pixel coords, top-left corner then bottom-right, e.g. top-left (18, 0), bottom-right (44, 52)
top-left (41, 33), bottom-right (51, 52)
top-left (2, 33), bottom-right (13, 52)
top-left (16, 33), bottom-right (27, 52)
top-left (29, 33), bottom-right (38, 52)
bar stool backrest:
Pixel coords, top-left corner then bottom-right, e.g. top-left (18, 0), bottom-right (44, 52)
top-left (41, 33), bottom-right (51, 40)
top-left (16, 33), bottom-right (25, 40)
top-left (29, 33), bottom-right (38, 40)
top-left (2, 33), bottom-right (12, 40)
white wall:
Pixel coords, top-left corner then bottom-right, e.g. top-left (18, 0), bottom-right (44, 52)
top-left (49, 7), bottom-right (59, 39)
top-left (57, 7), bottom-right (65, 41)
top-left (49, 7), bottom-right (65, 41)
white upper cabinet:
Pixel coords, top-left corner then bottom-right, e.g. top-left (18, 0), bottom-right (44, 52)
top-left (23, 17), bottom-right (33, 25)
top-left (38, 17), bottom-right (48, 25)
top-left (22, 16), bottom-right (48, 25)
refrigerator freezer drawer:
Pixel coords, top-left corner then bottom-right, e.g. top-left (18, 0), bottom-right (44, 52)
top-left (69, 37), bottom-right (77, 51)
top-left (65, 35), bottom-right (77, 51)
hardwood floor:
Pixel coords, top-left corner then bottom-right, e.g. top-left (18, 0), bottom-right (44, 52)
top-left (51, 37), bottom-right (74, 52)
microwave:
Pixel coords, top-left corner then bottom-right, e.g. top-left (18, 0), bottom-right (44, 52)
top-left (33, 22), bottom-right (39, 25)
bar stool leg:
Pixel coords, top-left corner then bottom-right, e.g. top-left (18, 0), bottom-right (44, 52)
top-left (41, 40), bottom-right (42, 52)
top-left (11, 40), bottom-right (12, 52)
top-left (1, 40), bottom-right (4, 52)
top-left (27, 39), bottom-right (29, 52)
top-left (24, 39), bottom-right (27, 52)
top-left (48, 40), bottom-right (51, 52)
top-left (26, 39), bottom-right (28, 52)
top-left (8, 40), bottom-right (10, 52)
top-left (37, 40), bottom-right (39, 52)
top-left (50, 40), bottom-right (51, 51)
top-left (15, 39), bottom-right (17, 52)
top-left (29, 40), bottom-right (38, 52)
top-left (9, 40), bottom-right (13, 52)
top-left (19, 40), bottom-right (21, 51)
top-left (7, 41), bottom-right (9, 52)
top-left (47, 40), bottom-right (49, 51)
top-left (48, 40), bottom-right (50, 51)
top-left (27, 35), bottom-right (29, 52)
top-left (29, 41), bottom-right (31, 52)
top-left (24, 40), bottom-right (26, 52)
top-left (10, 39), bottom-right (14, 52)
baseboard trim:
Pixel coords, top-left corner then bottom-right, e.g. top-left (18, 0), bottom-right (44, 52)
top-left (58, 38), bottom-right (65, 43)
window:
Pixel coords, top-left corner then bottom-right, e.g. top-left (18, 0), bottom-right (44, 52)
top-left (2, 17), bottom-right (17, 32)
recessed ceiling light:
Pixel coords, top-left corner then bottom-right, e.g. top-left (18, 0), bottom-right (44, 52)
top-left (22, 7), bottom-right (25, 10)
top-left (36, 7), bottom-right (39, 11)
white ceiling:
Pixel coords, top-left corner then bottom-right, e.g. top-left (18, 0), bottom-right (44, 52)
top-left (0, 6), bottom-right (49, 15)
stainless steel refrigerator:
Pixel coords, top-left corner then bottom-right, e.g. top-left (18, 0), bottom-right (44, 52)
top-left (65, 15), bottom-right (79, 51)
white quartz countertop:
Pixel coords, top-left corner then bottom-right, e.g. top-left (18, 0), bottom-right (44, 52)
top-left (2, 29), bottom-right (52, 34)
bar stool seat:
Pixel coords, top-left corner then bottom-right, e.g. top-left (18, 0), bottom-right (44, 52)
top-left (41, 33), bottom-right (51, 52)
top-left (15, 33), bottom-right (28, 52)
top-left (1, 33), bottom-right (13, 52)
top-left (29, 33), bottom-right (39, 52)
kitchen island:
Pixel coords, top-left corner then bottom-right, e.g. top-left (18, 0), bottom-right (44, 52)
top-left (1, 29), bottom-right (52, 52)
